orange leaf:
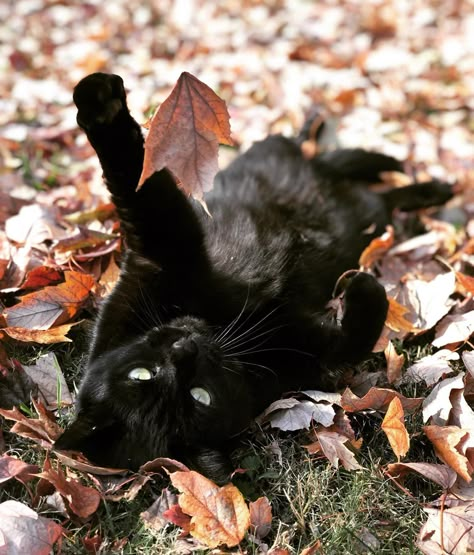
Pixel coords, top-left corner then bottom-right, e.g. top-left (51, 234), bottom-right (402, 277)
top-left (3, 322), bottom-right (79, 344)
top-left (170, 470), bottom-right (250, 548)
top-left (424, 425), bottom-right (473, 482)
top-left (384, 340), bottom-right (404, 384)
top-left (138, 72), bottom-right (233, 206)
top-left (341, 387), bottom-right (422, 414)
top-left (456, 271), bottom-right (474, 295)
top-left (359, 225), bottom-right (394, 268)
top-left (3, 271), bottom-right (95, 330)
top-left (381, 397), bottom-right (410, 459)
top-left (385, 297), bottom-right (416, 333)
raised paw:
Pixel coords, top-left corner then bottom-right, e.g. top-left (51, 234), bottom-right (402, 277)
top-left (73, 73), bottom-right (127, 131)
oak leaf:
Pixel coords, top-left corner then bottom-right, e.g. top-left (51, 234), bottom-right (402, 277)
top-left (138, 72), bottom-right (233, 206)
top-left (381, 397), bottom-right (409, 459)
top-left (0, 500), bottom-right (63, 555)
top-left (170, 470), bottom-right (250, 548)
top-left (3, 271), bottom-right (95, 330)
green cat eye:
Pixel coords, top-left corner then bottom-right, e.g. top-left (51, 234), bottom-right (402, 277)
top-left (128, 367), bottom-right (153, 381)
top-left (190, 387), bottom-right (211, 406)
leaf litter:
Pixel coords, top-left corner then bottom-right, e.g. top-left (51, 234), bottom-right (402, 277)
top-left (1, 0), bottom-right (474, 552)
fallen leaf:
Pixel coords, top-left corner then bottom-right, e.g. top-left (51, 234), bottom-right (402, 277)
top-left (418, 503), bottom-right (474, 554)
top-left (463, 351), bottom-right (474, 378)
top-left (249, 496), bottom-right (272, 539)
top-left (432, 310), bottom-right (474, 348)
top-left (456, 271), bottom-right (474, 295)
top-left (37, 458), bottom-right (101, 519)
top-left (384, 340), bottom-right (404, 383)
top-left (385, 297), bottom-right (417, 334)
top-left (404, 350), bottom-right (459, 386)
top-left (260, 398), bottom-right (335, 431)
top-left (0, 359), bottom-right (38, 409)
top-left (316, 430), bottom-right (363, 470)
top-left (422, 373), bottom-right (464, 425)
top-left (0, 500), bottom-right (63, 555)
top-left (300, 541), bottom-right (322, 554)
top-left (138, 72), bottom-right (233, 205)
top-left (3, 271), bottom-right (95, 330)
top-left (20, 267), bottom-right (62, 290)
top-left (139, 457), bottom-right (190, 474)
top-left (341, 387), bottom-right (423, 414)
top-left (0, 454), bottom-right (39, 485)
top-left (170, 470), bottom-right (250, 548)
top-left (381, 397), bottom-right (410, 459)
top-left (424, 425), bottom-right (472, 482)
top-left (22, 352), bottom-right (73, 408)
top-left (359, 225), bottom-right (394, 268)
top-left (163, 504), bottom-right (192, 534)
top-left (2, 322), bottom-right (79, 344)
top-left (141, 488), bottom-right (179, 531)
top-left (386, 462), bottom-right (457, 489)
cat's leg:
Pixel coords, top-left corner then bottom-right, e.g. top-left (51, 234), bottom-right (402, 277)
top-left (315, 272), bottom-right (389, 368)
top-left (73, 73), bottom-right (208, 272)
top-left (382, 181), bottom-right (453, 211)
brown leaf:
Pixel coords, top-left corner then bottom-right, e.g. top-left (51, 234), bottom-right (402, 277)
top-left (0, 500), bottom-right (63, 555)
top-left (0, 454), bottom-right (39, 485)
top-left (381, 397), bottom-right (410, 459)
top-left (386, 462), bottom-right (457, 489)
top-left (3, 271), bottom-right (95, 330)
top-left (37, 458), bottom-right (101, 519)
top-left (141, 488), bottom-right (179, 531)
top-left (422, 373), bottom-right (464, 425)
top-left (137, 72), bottom-right (233, 205)
top-left (341, 387), bottom-right (423, 414)
top-left (170, 470), bottom-right (250, 548)
top-left (359, 225), bottom-right (394, 268)
top-left (313, 429), bottom-right (363, 471)
top-left (249, 496), bottom-right (272, 539)
top-left (405, 350), bottom-right (459, 386)
top-left (2, 322), bottom-right (79, 344)
top-left (0, 399), bottom-right (63, 448)
top-left (432, 310), bottom-right (474, 348)
top-left (424, 425), bottom-right (472, 482)
top-left (300, 541), bottom-right (322, 555)
top-left (54, 451), bottom-right (127, 476)
top-left (384, 340), bottom-right (404, 384)
top-left (259, 397), bottom-right (336, 431)
top-left (139, 457), bottom-right (190, 474)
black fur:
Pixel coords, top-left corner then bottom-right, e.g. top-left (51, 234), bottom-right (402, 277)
top-left (55, 73), bottom-right (452, 482)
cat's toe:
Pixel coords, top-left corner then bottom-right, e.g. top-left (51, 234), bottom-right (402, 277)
top-left (73, 73), bottom-right (126, 130)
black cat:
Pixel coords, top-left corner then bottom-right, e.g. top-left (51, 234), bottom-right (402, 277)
top-left (55, 73), bottom-right (452, 482)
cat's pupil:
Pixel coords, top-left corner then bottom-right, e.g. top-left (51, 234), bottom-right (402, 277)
top-left (128, 367), bottom-right (153, 381)
top-left (190, 387), bottom-right (211, 405)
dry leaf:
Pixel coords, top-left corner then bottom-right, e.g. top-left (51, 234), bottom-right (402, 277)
top-left (260, 398), bottom-right (335, 431)
top-left (341, 387), bottom-right (423, 414)
top-left (381, 397), bottom-right (410, 459)
top-left (170, 470), bottom-right (250, 548)
top-left (2, 322), bottom-right (79, 344)
top-left (359, 225), bottom-right (394, 268)
top-left (385, 297), bottom-right (417, 333)
top-left (386, 462), bottom-right (457, 489)
top-left (0, 454), bottom-right (39, 485)
top-left (249, 496), bottom-right (272, 539)
top-left (404, 350), bottom-right (459, 386)
top-left (141, 488), bottom-right (179, 531)
top-left (384, 340), bottom-right (404, 383)
top-left (20, 266), bottom-right (62, 290)
top-left (3, 271), bottom-right (95, 330)
top-left (432, 310), bottom-right (474, 348)
top-left (314, 429), bottom-right (363, 471)
top-left (0, 500), bottom-right (63, 555)
top-left (138, 72), bottom-right (233, 205)
top-left (422, 373), bottom-right (464, 425)
top-left (163, 504), bottom-right (192, 534)
top-left (424, 425), bottom-right (472, 482)
top-left (37, 458), bottom-right (101, 519)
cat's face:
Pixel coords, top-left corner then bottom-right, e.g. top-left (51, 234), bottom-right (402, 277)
top-left (55, 316), bottom-right (253, 480)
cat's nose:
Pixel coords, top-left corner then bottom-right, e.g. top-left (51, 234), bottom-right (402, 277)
top-left (171, 336), bottom-right (198, 365)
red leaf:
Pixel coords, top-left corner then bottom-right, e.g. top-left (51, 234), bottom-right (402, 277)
top-left (162, 504), bottom-right (192, 534)
top-left (138, 72), bottom-right (233, 205)
top-left (20, 267), bottom-right (62, 291)
top-left (0, 454), bottom-right (39, 485)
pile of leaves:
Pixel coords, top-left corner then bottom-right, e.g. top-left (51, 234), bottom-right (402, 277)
top-left (1, 0), bottom-right (474, 553)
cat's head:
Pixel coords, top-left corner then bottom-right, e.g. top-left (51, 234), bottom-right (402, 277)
top-left (55, 316), bottom-right (254, 483)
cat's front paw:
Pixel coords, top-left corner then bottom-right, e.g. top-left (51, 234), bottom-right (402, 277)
top-left (73, 73), bottom-right (127, 131)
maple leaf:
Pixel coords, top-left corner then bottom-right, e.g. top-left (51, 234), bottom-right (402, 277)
top-left (422, 373), bottom-right (464, 425)
top-left (141, 488), bottom-right (179, 532)
top-left (385, 297), bottom-right (417, 333)
top-left (432, 310), bottom-right (474, 348)
top-left (404, 349), bottom-right (459, 386)
top-left (249, 496), bottom-right (272, 539)
top-left (418, 504), bottom-right (474, 554)
top-left (0, 454), bottom-right (39, 485)
top-left (341, 387), bottom-right (423, 414)
top-left (170, 470), bottom-right (250, 548)
top-left (0, 500), bottom-right (63, 555)
top-left (381, 397), bottom-right (410, 459)
top-left (137, 72), bottom-right (233, 207)
top-left (2, 322), bottom-right (79, 344)
top-left (384, 340), bottom-right (404, 384)
top-left (3, 271), bottom-right (95, 330)
top-left (36, 458), bottom-right (101, 519)
top-left (312, 429), bottom-right (363, 471)
top-left (259, 397), bottom-right (335, 431)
